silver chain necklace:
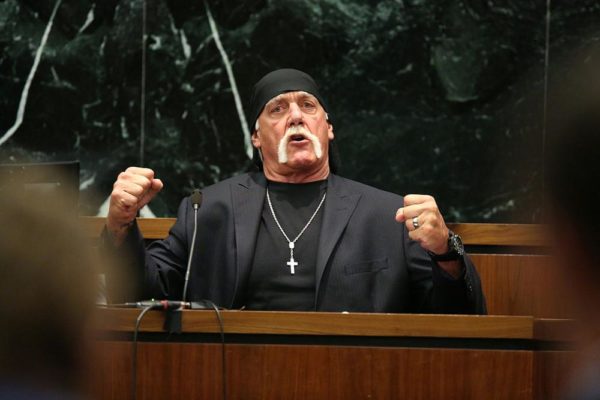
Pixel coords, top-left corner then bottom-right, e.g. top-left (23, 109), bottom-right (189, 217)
top-left (266, 188), bottom-right (327, 275)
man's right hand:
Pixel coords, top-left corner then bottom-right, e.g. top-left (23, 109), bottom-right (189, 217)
top-left (106, 167), bottom-right (163, 244)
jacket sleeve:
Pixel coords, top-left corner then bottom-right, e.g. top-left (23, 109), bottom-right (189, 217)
top-left (403, 228), bottom-right (487, 314)
top-left (100, 197), bottom-right (191, 302)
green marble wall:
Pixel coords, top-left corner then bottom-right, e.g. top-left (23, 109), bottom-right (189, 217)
top-left (0, 0), bottom-right (598, 221)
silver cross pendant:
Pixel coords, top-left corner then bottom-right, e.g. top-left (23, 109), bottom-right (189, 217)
top-left (286, 242), bottom-right (298, 274)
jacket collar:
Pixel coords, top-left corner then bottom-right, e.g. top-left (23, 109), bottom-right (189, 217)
top-left (314, 174), bottom-right (361, 307)
top-left (230, 172), bottom-right (267, 307)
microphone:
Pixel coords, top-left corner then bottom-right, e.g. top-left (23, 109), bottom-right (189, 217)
top-left (122, 300), bottom-right (210, 310)
top-left (182, 189), bottom-right (202, 303)
top-left (124, 300), bottom-right (189, 310)
top-left (190, 189), bottom-right (203, 210)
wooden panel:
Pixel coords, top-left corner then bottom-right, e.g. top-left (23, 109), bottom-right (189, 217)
top-left (88, 311), bottom-right (573, 400)
top-left (534, 319), bottom-right (578, 342)
top-left (228, 345), bottom-right (533, 400)
top-left (95, 308), bottom-right (536, 339)
top-left (472, 254), bottom-right (571, 318)
top-left (81, 217), bottom-right (545, 246)
top-left (534, 351), bottom-right (574, 400)
top-left (87, 341), bottom-right (133, 400)
top-left (89, 341), bottom-right (535, 400)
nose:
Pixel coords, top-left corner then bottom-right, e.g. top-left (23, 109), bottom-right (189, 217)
top-left (288, 102), bottom-right (303, 124)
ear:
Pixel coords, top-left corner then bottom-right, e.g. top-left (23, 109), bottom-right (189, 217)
top-left (251, 129), bottom-right (261, 149)
top-left (327, 122), bottom-right (334, 141)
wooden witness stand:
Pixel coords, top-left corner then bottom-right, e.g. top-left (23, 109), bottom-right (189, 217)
top-left (85, 218), bottom-right (574, 400)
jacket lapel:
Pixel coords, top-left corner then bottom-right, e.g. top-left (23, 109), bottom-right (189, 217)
top-left (314, 174), bottom-right (361, 307)
top-left (230, 172), bottom-right (266, 307)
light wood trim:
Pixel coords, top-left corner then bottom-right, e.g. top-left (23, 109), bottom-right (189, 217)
top-left (82, 217), bottom-right (546, 246)
top-left (135, 218), bottom-right (176, 238)
top-left (95, 308), bottom-right (537, 339)
top-left (82, 216), bottom-right (106, 237)
top-left (81, 217), bottom-right (176, 240)
top-left (448, 223), bottom-right (546, 247)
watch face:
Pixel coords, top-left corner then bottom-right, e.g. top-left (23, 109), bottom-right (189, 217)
top-left (451, 234), bottom-right (465, 255)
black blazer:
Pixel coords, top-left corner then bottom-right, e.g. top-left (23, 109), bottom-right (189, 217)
top-left (112, 172), bottom-right (486, 314)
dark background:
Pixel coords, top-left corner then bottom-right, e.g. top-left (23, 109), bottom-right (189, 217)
top-left (0, 0), bottom-right (598, 221)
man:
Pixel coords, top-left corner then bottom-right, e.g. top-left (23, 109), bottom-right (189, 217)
top-left (104, 69), bottom-right (485, 313)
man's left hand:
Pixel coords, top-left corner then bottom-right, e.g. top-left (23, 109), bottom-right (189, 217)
top-left (395, 195), bottom-right (463, 278)
top-left (395, 194), bottom-right (449, 255)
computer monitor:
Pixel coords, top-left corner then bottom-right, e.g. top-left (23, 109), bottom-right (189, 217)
top-left (0, 161), bottom-right (80, 211)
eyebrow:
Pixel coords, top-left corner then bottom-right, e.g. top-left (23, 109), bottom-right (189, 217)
top-left (265, 91), bottom-right (318, 109)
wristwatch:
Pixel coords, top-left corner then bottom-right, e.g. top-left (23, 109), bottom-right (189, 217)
top-left (429, 230), bottom-right (464, 262)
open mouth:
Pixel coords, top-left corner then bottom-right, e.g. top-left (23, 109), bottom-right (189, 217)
top-left (290, 134), bottom-right (307, 142)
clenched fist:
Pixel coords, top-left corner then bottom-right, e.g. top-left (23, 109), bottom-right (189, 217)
top-left (106, 167), bottom-right (163, 243)
top-left (395, 194), bottom-right (463, 278)
top-left (395, 194), bottom-right (450, 256)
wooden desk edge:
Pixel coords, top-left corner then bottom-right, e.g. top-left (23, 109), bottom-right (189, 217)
top-left (93, 308), bottom-right (552, 340)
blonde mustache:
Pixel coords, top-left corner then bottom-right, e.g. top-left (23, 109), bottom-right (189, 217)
top-left (277, 125), bottom-right (323, 164)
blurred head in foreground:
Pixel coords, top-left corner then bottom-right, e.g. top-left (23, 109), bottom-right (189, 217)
top-left (547, 106), bottom-right (600, 315)
top-left (545, 41), bottom-right (600, 400)
top-left (545, 43), bottom-right (600, 323)
top-left (0, 187), bottom-right (98, 398)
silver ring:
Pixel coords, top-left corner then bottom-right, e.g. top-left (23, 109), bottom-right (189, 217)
top-left (412, 216), bottom-right (419, 229)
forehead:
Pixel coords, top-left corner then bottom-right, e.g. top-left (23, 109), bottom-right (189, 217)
top-left (265, 91), bottom-right (319, 106)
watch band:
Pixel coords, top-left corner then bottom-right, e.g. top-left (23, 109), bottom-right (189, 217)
top-left (428, 231), bottom-right (464, 262)
top-left (429, 249), bottom-right (461, 262)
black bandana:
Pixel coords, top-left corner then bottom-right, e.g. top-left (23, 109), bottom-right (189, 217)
top-left (249, 69), bottom-right (329, 125)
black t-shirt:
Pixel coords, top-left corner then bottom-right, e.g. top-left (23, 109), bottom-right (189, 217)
top-left (244, 179), bottom-right (327, 310)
